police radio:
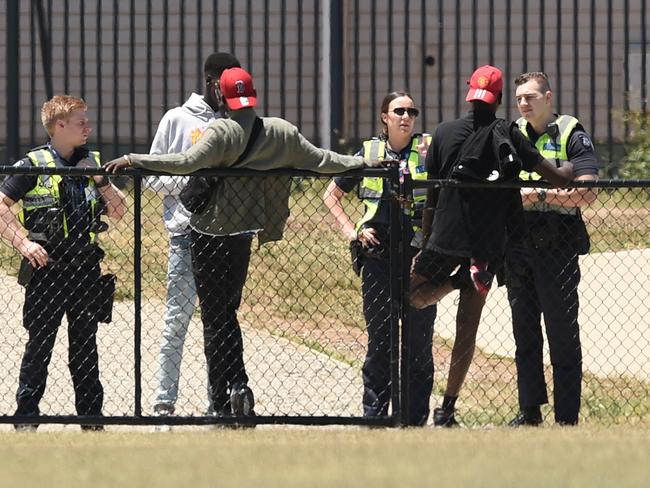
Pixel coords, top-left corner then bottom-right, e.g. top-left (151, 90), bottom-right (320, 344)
top-left (546, 123), bottom-right (561, 168)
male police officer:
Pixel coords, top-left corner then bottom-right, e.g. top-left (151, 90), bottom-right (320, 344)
top-left (0, 95), bottom-right (126, 431)
top-left (507, 72), bottom-right (599, 426)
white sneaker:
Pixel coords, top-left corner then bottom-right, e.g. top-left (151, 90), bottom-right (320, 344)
top-left (153, 404), bottom-right (174, 432)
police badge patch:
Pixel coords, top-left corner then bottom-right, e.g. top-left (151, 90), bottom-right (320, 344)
top-left (579, 134), bottom-right (593, 149)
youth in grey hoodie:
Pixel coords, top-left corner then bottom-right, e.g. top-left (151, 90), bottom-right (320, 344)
top-left (145, 93), bottom-right (221, 236)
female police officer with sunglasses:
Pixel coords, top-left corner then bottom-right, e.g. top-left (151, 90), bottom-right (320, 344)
top-left (323, 92), bottom-right (435, 426)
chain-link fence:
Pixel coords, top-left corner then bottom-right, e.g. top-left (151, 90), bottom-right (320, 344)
top-left (0, 166), bottom-right (648, 429)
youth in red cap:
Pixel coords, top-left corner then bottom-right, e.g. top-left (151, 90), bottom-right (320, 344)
top-left (465, 65), bottom-right (503, 104)
top-left (219, 67), bottom-right (258, 110)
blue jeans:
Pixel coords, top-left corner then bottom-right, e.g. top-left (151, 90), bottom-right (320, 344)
top-left (154, 235), bottom-right (209, 411)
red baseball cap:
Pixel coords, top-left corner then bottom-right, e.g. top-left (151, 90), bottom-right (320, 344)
top-left (219, 67), bottom-right (258, 110)
top-left (465, 65), bottom-right (503, 104)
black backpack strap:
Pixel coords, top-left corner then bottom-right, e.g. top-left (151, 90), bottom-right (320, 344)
top-left (234, 117), bottom-right (263, 165)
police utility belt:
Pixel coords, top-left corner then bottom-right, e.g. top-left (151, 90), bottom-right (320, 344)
top-left (17, 209), bottom-right (116, 323)
top-left (17, 250), bottom-right (116, 324)
top-left (523, 208), bottom-right (589, 254)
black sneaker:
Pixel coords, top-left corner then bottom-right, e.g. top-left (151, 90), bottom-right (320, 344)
top-left (230, 384), bottom-right (255, 417)
top-left (556, 419), bottom-right (578, 427)
top-left (508, 410), bottom-right (543, 427)
top-left (433, 407), bottom-right (460, 428)
top-left (153, 403), bottom-right (175, 416)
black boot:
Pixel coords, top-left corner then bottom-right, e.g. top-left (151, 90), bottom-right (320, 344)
top-left (508, 406), bottom-right (543, 427)
top-left (433, 407), bottom-right (460, 427)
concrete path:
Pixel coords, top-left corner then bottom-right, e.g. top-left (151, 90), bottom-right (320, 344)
top-left (434, 249), bottom-right (650, 380)
top-left (0, 277), bottom-right (362, 418)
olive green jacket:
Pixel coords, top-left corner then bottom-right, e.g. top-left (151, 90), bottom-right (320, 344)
top-left (130, 108), bottom-right (370, 243)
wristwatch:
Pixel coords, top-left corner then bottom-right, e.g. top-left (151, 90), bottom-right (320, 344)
top-left (537, 189), bottom-right (547, 203)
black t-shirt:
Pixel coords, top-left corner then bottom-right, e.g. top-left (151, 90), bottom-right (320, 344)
top-left (1, 144), bottom-right (98, 253)
top-left (424, 109), bottom-right (543, 261)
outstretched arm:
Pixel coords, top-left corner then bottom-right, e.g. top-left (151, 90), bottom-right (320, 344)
top-left (522, 173), bottom-right (597, 208)
top-left (105, 123), bottom-right (231, 174)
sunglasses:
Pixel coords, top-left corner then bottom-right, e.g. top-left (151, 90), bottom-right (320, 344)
top-left (392, 107), bottom-right (419, 118)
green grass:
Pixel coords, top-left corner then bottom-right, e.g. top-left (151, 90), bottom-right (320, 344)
top-left (582, 375), bottom-right (650, 424)
top-left (586, 188), bottom-right (650, 252)
top-left (455, 354), bottom-right (650, 426)
top-left (1, 427), bottom-right (649, 488)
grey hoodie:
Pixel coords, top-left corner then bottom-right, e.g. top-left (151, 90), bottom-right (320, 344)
top-left (145, 93), bottom-right (220, 236)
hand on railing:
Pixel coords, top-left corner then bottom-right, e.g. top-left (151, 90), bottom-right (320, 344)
top-left (104, 155), bottom-right (132, 173)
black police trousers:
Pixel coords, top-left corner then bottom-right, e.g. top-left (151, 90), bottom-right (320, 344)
top-left (191, 231), bottom-right (251, 413)
top-left (506, 244), bottom-right (582, 424)
top-left (16, 263), bottom-right (103, 416)
top-left (361, 247), bottom-right (436, 426)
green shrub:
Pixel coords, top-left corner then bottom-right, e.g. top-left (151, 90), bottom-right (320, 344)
top-left (622, 112), bottom-right (650, 179)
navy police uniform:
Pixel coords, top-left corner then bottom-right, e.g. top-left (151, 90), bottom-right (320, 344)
top-left (1, 144), bottom-right (107, 418)
top-left (506, 114), bottom-right (599, 425)
top-left (334, 133), bottom-right (436, 426)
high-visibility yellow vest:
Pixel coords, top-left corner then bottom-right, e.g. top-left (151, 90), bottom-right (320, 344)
top-left (516, 115), bottom-right (579, 215)
top-left (356, 134), bottom-right (430, 231)
top-left (20, 147), bottom-right (102, 242)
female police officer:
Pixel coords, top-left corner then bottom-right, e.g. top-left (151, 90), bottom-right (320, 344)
top-left (323, 92), bottom-right (435, 426)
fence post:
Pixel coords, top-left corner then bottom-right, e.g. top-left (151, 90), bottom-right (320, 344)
top-left (33, 0), bottom-right (53, 100)
top-left (329, 0), bottom-right (344, 152)
top-left (398, 167), bottom-right (414, 427)
top-left (6, 0), bottom-right (20, 162)
top-left (133, 174), bottom-right (143, 416)
top-left (388, 167), bottom-right (402, 426)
